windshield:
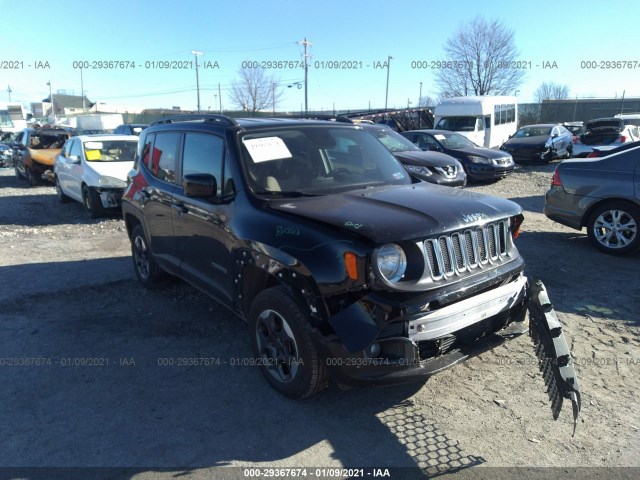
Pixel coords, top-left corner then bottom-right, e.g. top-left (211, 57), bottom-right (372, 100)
top-left (1, 132), bottom-right (15, 144)
top-left (432, 132), bottom-right (477, 149)
top-left (368, 127), bottom-right (421, 152)
top-left (29, 131), bottom-right (69, 149)
top-left (83, 139), bottom-right (137, 162)
top-left (0, 111), bottom-right (12, 128)
top-left (435, 116), bottom-right (477, 132)
top-left (240, 126), bottom-right (411, 196)
top-left (564, 125), bottom-right (583, 135)
top-left (513, 126), bottom-right (552, 138)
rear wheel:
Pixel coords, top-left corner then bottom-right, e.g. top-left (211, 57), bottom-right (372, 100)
top-left (26, 166), bottom-right (40, 186)
top-left (130, 224), bottom-right (165, 288)
top-left (82, 185), bottom-right (105, 218)
top-left (249, 286), bottom-right (328, 399)
top-left (587, 202), bottom-right (640, 255)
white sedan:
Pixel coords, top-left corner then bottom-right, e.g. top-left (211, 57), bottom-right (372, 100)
top-left (54, 134), bottom-right (138, 218)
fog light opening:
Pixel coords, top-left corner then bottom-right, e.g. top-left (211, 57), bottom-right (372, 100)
top-left (366, 342), bottom-right (381, 358)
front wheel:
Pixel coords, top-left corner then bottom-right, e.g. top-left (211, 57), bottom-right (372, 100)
top-left (14, 164), bottom-right (24, 180)
top-left (249, 286), bottom-right (328, 399)
top-left (55, 176), bottom-right (71, 203)
top-left (82, 185), bottom-right (105, 218)
top-left (130, 224), bottom-right (165, 288)
top-left (587, 202), bottom-right (640, 255)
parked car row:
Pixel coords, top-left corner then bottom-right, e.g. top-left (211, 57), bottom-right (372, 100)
top-left (2, 124), bottom-right (147, 185)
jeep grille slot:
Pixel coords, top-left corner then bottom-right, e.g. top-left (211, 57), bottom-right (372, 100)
top-left (422, 221), bottom-right (510, 281)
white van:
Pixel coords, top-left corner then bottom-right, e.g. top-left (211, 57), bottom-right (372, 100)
top-left (614, 112), bottom-right (640, 127)
top-left (433, 96), bottom-right (518, 148)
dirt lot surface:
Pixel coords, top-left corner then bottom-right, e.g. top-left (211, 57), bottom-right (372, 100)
top-left (0, 164), bottom-right (638, 479)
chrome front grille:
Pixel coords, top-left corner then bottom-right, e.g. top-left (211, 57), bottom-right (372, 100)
top-left (433, 165), bottom-right (458, 179)
top-left (423, 220), bottom-right (509, 281)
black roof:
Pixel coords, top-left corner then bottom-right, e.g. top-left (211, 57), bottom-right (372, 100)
top-left (149, 114), bottom-right (361, 131)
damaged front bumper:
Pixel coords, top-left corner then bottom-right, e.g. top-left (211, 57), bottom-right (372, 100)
top-left (528, 279), bottom-right (581, 434)
top-left (320, 276), bottom-right (581, 429)
top-left (97, 188), bottom-right (125, 209)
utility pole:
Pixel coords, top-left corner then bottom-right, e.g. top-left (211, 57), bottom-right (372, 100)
top-left (385, 55), bottom-right (393, 110)
top-left (218, 83), bottom-right (222, 113)
top-left (191, 50), bottom-right (203, 113)
top-left (272, 82), bottom-right (276, 115)
top-left (298, 37), bottom-right (311, 114)
top-left (80, 68), bottom-right (86, 112)
top-left (419, 82), bottom-right (423, 106)
top-left (47, 81), bottom-right (56, 122)
top-left (7, 85), bottom-right (11, 102)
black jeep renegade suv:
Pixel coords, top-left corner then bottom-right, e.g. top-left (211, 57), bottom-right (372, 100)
top-left (121, 115), bottom-right (580, 418)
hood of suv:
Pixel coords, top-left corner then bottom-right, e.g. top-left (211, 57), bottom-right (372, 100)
top-left (269, 182), bottom-right (521, 243)
top-left (394, 150), bottom-right (461, 167)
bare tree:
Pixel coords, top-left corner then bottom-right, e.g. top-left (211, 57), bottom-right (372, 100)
top-left (533, 81), bottom-right (570, 103)
top-left (229, 68), bottom-right (283, 114)
top-left (418, 95), bottom-right (435, 108)
top-left (434, 16), bottom-right (525, 97)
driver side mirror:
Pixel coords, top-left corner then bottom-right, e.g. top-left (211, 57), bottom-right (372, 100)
top-left (428, 144), bottom-right (441, 152)
top-left (183, 173), bottom-right (217, 198)
top-left (68, 155), bottom-right (80, 164)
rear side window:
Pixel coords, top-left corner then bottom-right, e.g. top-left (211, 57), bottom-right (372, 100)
top-left (148, 132), bottom-right (180, 184)
top-left (182, 132), bottom-right (225, 194)
top-left (140, 133), bottom-right (154, 168)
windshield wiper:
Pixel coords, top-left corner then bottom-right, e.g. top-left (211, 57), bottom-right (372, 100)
top-left (253, 190), bottom-right (321, 197)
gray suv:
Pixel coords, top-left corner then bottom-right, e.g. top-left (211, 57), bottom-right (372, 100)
top-left (544, 145), bottom-right (640, 254)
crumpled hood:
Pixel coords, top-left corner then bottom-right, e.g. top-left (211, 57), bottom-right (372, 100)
top-left (29, 148), bottom-right (60, 165)
top-left (269, 182), bottom-right (522, 243)
top-left (85, 161), bottom-right (134, 181)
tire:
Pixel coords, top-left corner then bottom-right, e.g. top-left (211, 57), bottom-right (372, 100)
top-left (26, 166), bottom-right (40, 186)
top-left (565, 146), bottom-right (573, 159)
top-left (249, 286), bottom-right (328, 399)
top-left (587, 202), bottom-right (640, 255)
top-left (82, 185), bottom-right (105, 218)
top-left (55, 176), bottom-right (71, 203)
top-left (130, 224), bottom-right (165, 288)
top-left (14, 164), bottom-right (24, 180)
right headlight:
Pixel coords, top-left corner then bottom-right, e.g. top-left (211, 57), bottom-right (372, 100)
top-left (405, 164), bottom-right (432, 176)
top-left (467, 155), bottom-right (491, 164)
top-left (375, 243), bottom-right (407, 283)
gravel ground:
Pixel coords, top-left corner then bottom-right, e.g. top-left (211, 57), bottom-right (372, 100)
top-left (0, 164), bottom-right (638, 478)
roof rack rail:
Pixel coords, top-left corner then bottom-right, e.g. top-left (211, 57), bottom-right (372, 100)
top-left (273, 114), bottom-right (355, 123)
top-left (151, 114), bottom-right (239, 126)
